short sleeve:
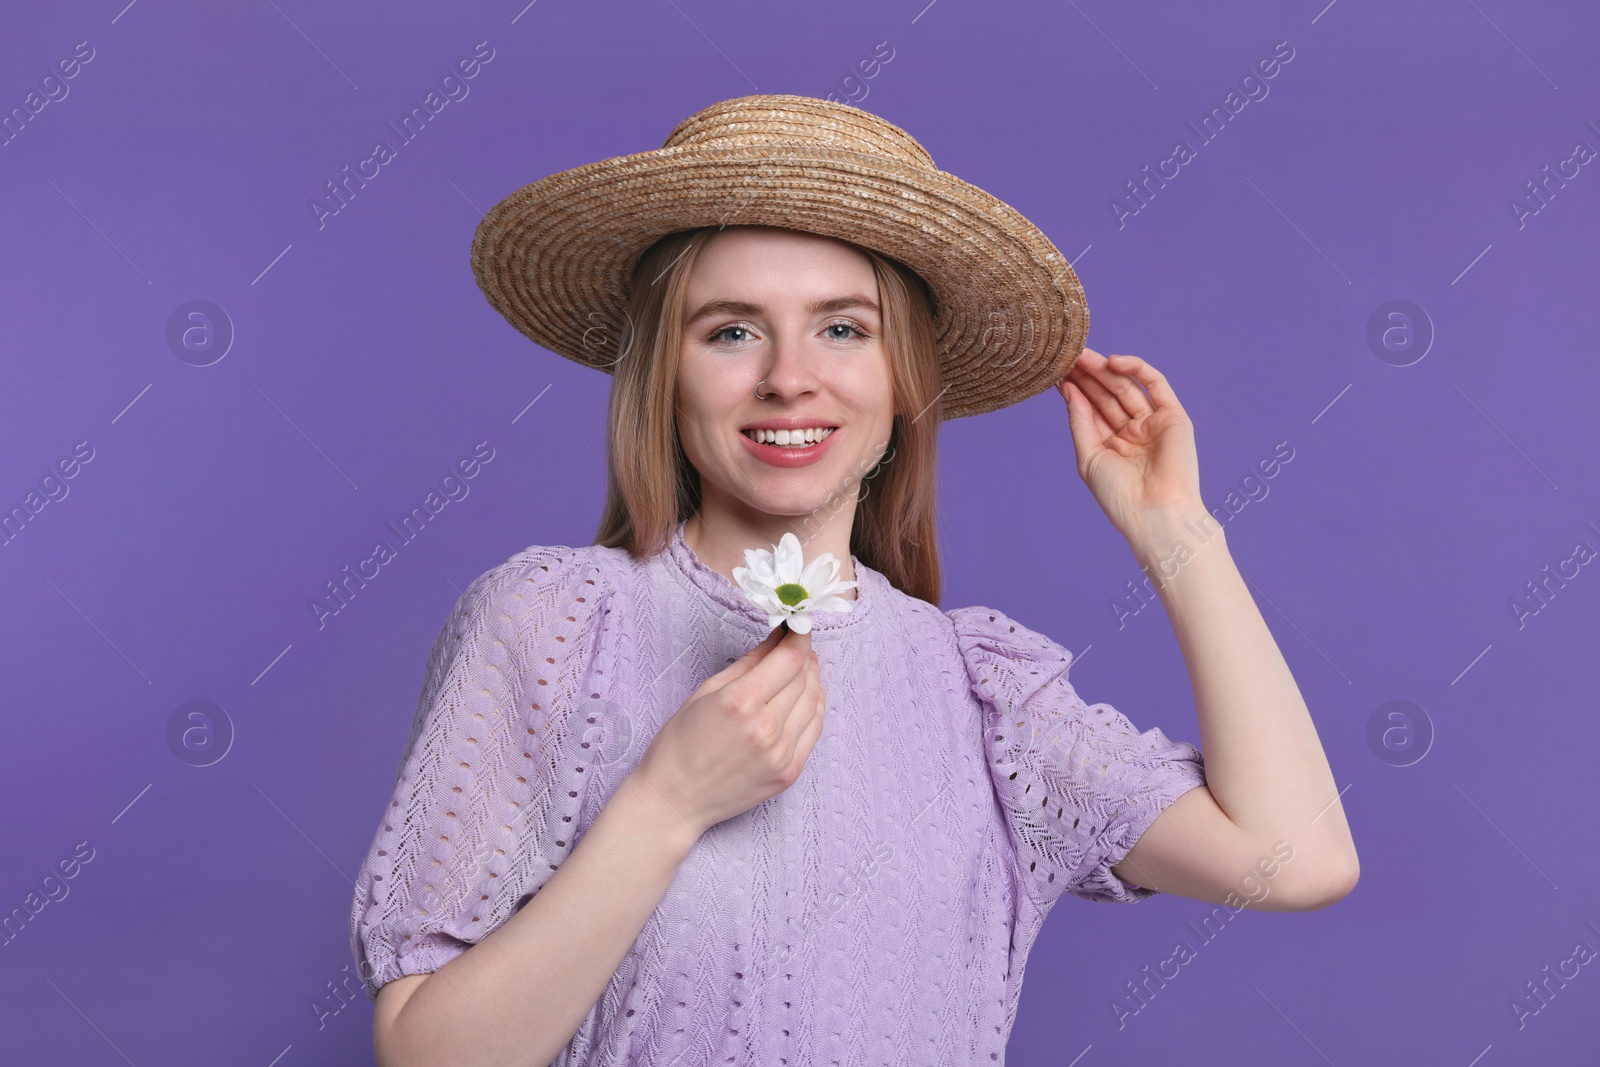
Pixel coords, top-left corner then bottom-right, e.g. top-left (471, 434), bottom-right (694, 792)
top-left (348, 547), bottom-right (614, 1001)
top-left (948, 605), bottom-right (1207, 907)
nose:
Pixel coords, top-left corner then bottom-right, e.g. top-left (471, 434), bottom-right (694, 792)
top-left (755, 328), bottom-right (821, 403)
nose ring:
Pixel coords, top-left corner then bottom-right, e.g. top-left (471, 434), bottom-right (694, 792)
top-left (755, 379), bottom-right (770, 401)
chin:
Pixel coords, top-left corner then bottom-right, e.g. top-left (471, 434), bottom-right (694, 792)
top-left (739, 486), bottom-right (836, 519)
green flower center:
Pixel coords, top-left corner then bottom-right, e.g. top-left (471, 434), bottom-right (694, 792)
top-left (774, 583), bottom-right (809, 607)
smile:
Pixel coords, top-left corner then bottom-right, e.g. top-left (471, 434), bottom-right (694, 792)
top-left (740, 427), bottom-right (836, 446)
top-left (737, 426), bottom-right (839, 468)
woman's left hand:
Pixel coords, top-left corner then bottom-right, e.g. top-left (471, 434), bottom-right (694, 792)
top-left (1056, 347), bottom-right (1204, 543)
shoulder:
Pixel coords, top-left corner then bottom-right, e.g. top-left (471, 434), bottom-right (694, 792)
top-left (942, 601), bottom-right (1065, 657)
top-left (941, 602), bottom-right (1075, 700)
top-left (449, 540), bottom-right (630, 636)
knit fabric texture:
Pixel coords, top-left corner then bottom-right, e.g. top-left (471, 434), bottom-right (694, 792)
top-left (348, 520), bottom-right (1208, 1064)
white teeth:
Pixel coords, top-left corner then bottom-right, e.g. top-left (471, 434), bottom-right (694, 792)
top-left (743, 427), bottom-right (835, 447)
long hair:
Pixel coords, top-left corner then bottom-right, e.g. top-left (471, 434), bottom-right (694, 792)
top-left (591, 225), bottom-right (944, 605)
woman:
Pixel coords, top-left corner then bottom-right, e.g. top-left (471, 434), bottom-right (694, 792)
top-left (349, 95), bottom-right (1359, 1066)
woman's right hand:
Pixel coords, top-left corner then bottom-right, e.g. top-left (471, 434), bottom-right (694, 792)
top-left (629, 624), bottom-right (825, 839)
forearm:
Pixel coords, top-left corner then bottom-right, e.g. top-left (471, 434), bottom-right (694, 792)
top-left (379, 773), bottom-right (700, 1067)
top-left (1128, 503), bottom-right (1357, 884)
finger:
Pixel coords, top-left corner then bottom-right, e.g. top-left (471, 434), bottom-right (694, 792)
top-left (783, 655), bottom-right (819, 727)
top-left (1068, 351), bottom-right (1136, 426)
top-left (778, 625), bottom-right (812, 658)
top-left (1061, 372), bottom-right (1118, 445)
top-left (1069, 364), bottom-right (1130, 426)
top-left (1073, 345), bottom-right (1118, 380)
top-left (1088, 351), bottom-right (1152, 415)
top-left (1105, 353), bottom-right (1184, 414)
top-left (1062, 350), bottom-right (1139, 441)
top-left (726, 623), bottom-right (812, 706)
top-left (1077, 351), bottom-right (1152, 419)
top-left (745, 628), bottom-right (812, 706)
top-left (761, 648), bottom-right (814, 735)
top-left (700, 625), bottom-right (784, 694)
top-left (779, 663), bottom-right (823, 769)
top-left (784, 681), bottom-right (827, 773)
top-left (1059, 381), bottom-right (1109, 464)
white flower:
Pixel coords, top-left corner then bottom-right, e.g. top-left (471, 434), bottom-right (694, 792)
top-left (731, 531), bottom-right (858, 634)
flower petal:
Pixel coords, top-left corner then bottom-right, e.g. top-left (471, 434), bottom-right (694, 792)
top-left (800, 553), bottom-right (840, 591)
top-left (773, 533), bottom-right (803, 583)
top-left (750, 591), bottom-right (786, 614)
top-left (732, 534), bottom-right (863, 629)
top-left (742, 549), bottom-right (779, 587)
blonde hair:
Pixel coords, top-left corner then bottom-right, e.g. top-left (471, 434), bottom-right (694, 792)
top-left (591, 225), bottom-right (945, 605)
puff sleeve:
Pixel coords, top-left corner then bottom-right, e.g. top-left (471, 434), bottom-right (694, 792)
top-left (348, 547), bottom-right (614, 1001)
top-left (948, 605), bottom-right (1207, 907)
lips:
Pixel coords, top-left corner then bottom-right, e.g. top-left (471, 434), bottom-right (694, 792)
top-left (740, 426), bottom-right (836, 447)
top-left (737, 424), bottom-right (838, 468)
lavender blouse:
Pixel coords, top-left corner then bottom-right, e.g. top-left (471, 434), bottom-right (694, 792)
top-left (349, 520), bottom-right (1207, 1064)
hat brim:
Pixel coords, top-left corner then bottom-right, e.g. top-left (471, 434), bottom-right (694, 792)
top-left (470, 142), bottom-right (1087, 421)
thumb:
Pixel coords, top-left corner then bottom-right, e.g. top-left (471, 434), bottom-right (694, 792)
top-left (700, 623), bottom-right (783, 692)
top-left (1060, 380), bottom-right (1101, 474)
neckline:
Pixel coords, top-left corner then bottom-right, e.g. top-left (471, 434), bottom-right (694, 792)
top-left (664, 519), bottom-right (876, 633)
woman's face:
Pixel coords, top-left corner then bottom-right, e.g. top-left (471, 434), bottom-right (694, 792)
top-left (674, 226), bottom-right (895, 521)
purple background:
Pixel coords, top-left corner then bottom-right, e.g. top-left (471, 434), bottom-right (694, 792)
top-left (3, 0), bottom-right (1597, 1063)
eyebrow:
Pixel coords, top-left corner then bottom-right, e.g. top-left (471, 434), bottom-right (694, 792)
top-left (683, 294), bottom-right (881, 326)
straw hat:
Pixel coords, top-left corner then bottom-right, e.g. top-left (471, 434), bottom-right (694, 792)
top-left (469, 93), bottom-right (1088, 422)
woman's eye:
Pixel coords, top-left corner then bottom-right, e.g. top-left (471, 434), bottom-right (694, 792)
top-left (709, 322), bottom-right (864, 345)
top-left (710, 324), bottom-right (753, 344)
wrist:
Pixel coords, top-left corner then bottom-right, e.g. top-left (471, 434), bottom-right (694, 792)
top-left (619, 771), bottom-right (704, 854)
top-left (1126, 502), bottom-right (1228, 584)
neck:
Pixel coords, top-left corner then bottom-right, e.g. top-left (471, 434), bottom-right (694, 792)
top-left (683, 499), bottom-right (859, 600)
